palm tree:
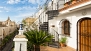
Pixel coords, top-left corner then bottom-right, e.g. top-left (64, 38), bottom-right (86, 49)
top-left (24, 29), bottom-right (53, 51)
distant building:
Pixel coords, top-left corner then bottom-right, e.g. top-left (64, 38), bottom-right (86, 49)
top-left (23, 17), bottom-right (37, 29)
top-left (2, 17), bottom-right (16, 26)
top-left (24, 17), bottom-right (36, 26)
top-left (0, 17), bottom-right (17, 40)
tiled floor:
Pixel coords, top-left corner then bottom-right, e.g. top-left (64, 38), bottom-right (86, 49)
top-left (40, 46), bottom-right (76, 51)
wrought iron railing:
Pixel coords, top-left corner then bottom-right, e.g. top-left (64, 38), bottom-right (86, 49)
top-left (57, 0), bottom-right (65, 9)
top-left (51, 28), bottom-right (60, 48)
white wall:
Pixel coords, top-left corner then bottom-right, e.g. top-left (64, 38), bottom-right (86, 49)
top-left (49, 7), bottom-right (91, 49)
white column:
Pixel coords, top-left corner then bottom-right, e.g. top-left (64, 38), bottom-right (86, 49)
top-left (13, 36), bottom-right (28, 51)
top-left (18, 30), bottom-right (24, 35)
top-left (13, 25), bottom-right (28, 51)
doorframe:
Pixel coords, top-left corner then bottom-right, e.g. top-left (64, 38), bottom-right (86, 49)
top-left (77, 17), bottom-right (91, 51)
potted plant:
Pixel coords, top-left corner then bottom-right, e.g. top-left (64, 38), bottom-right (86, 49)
top-left (71, 0), bottom-right (77, 4)
top-left (60, 37), bottom-right (67, 47)
top-left (64, 1), bottom-right (71, 7)
top-left (64, 2), bottom-right (69, 7)
top-left (44, 5), bottom-right (47, 11)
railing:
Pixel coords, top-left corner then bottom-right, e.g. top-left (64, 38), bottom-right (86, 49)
top-left (51, 28), bottom-right (60, 48)
top-left (45, 0), bottom-right (53, 11)
top-left (52, 29), bottom-right (59, 41)
top-left (51, 28), bottom-right (70, 41)
top-left (57, 0), bottom-right (65, 9)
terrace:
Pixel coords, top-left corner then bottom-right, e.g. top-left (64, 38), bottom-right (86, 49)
top-left (40, 46), bottom-right (76, 51)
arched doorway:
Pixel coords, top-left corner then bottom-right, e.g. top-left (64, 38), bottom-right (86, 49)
top-left (77, 17), bottom-right (91, 51)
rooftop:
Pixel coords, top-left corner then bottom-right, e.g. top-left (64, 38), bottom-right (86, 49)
top-left (59, 0), bottom-right (90, 12)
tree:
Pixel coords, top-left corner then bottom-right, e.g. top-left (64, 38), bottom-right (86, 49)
top-left (24, 29), bottom-right (53, 51)
top-left (22, 19), bottom-right (26, 27)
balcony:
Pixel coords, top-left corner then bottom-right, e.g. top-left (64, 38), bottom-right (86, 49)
top-left (46, 10), bottom-right (59, 20)
top-left (44, 0), bottom-right (59, 20)
top-left (59, 0), bottom-right (90, 13)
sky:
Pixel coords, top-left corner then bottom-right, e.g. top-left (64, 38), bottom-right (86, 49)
top-left (0, 0), bottom-right (46, 23)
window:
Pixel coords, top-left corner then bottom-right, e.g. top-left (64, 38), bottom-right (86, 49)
top-left (62, 20), bottom-right (70, 36)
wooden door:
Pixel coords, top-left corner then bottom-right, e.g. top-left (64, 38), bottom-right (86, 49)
top-left (78, 18), bottom-right (91, 51)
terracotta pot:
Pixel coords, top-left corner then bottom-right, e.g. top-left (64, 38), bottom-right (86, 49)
top-left (64, 3), bottom-right (69, 7)
top-left (64, 1), bottom-right (71, 7)
top-left (72, 1), bottom-right (77, 4)
top-left (60, 43), bottom-right (67, 47)
top-left (60, 43), bottom-right (64, 47)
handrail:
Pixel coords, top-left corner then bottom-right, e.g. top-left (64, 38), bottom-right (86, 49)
top-left (57, 0), bottom-right (65, 9)
top-left (51, 29), bottom-right (59, 39)
top-left (51, 28), bottom-right (60, 48)
top-left (52, 29), bottom-right (59, 35)
top-left (51, 28), bottom-right (69, 40)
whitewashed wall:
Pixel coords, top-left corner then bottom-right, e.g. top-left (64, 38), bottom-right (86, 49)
top-left (49, 7), bottom-right (91, 49)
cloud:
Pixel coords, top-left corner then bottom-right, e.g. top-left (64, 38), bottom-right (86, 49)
top-left (0, 6), bottom-right (10, 12)
top-left (15, 6), bottom-right (36, 18)
top-left (7, 0), bottom-right (45, 5)
top-left (7, 0), bottom-right (20, 4)
top-left (36, 0), bottom-right (41, 4)
top-left (28, 0), bottom-right (36, 4)
top-left (4, 0), bottom-right (46, 22)
top-left (12, 6), bottom-right (36, 18)
top-left (28, 0), bottom-right (44, 4)
top-left (7, 0), bottom-right (36, 4)
top-left (0, 10), bottom-right (2, 12)
top-left (14, 12), bottom-right (33, 18)
top-left (17, 6), bottom-right (36, 11)
top-left (6, 11), bottom-right (9, 12)
top-left (0, 6), bottom-right (4, 8)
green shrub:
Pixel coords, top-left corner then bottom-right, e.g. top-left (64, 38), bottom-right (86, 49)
top-left (60, 37), bottom-right (67, 43)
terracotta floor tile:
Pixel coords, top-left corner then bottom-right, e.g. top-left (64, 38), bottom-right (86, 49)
top-left (40, 46), bottom-right (76, 51)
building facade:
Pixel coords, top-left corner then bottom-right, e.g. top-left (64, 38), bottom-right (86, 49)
top-left (33, 0), bottom-right (91, 51)
top-left (22, 17), bottom-right (37, 30)
top-left (0, 17), bottom-right (17, 41)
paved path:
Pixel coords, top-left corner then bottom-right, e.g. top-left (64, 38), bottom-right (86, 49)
top-left (1, 32), bottom-right (18, 51)
top-left (2, 39), bottom-right (13, 51)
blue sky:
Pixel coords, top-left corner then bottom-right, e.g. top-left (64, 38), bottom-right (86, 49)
top-left (0, 0), bottom-right (46, 23)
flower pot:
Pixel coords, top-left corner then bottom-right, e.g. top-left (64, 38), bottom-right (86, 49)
top-left (64, 1), bottom-right (71, 7)
top-left (71, 0), bottom-right (77, 4)
top-left (60, 43), bottom-right (64, 47)
top-left (60, 43), bottom-right (67, 47)
top-left (64, 4), bottom-right (69, 7)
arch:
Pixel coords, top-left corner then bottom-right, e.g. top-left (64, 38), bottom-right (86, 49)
top-left (59, 19), bottom-right (70, 25)
top-left (59, 19), bottom-right (70, 36)
top-left (77, 17), bottom-right (91, 24)
top-left (77, 17), bottom-right (91, 51)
